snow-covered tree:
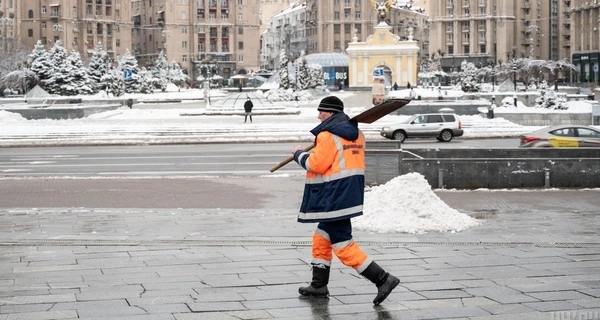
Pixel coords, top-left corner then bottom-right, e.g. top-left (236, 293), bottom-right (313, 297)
top-left (0, 38), bottom-right (29, 78)
top-left (307, 63), bottom-right (324, 89)
top-left (278, 51), bottom-right (292, 89)
top-left (151, 50), bottom-right (168, 91)
top-left (137, 68), bottom-right (153, 94)
top-left (62, 50), bottom-right (94, 95)
top-left (29, 40), bottom-right (54, 85)
top-left (88, 41), bottom-right (109, 92)
top-left (118, 49), bottom-right (141, 93)
top-left (296, 58), bottom-right (310, 90)
top-left (0, 69), bottom-right (38, 94)
top-left (459, 60), bottom-right (481, 92)
top-left (535, 82), bottom-right (567, 110)
top-left (100, 69), bottom-right (124, 97)
top-left (168, 60), bottom-right (188, 87)
top-left (42, 40), bottom-right (70, 95)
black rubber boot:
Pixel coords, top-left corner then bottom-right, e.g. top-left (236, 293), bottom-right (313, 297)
top-left (361, 262), bottom-right (400, 305)
top-left (299, 264), bottom-right (330, 297)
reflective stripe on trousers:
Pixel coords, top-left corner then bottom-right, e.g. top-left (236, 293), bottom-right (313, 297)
top-left (311, 219), bottom-right (372, 273)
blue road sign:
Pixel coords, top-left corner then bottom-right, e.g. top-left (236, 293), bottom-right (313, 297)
top-left (123, 70), bottom-right (133, 79)
top-left (373, 68), bottom-right (384, 76)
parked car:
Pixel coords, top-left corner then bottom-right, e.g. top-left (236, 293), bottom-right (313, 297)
top-left (578, 87), bottom-right (595, 100)
top-left (519, 125), bottom-right (600, 148)
top-left (380, 113), bottom-right (463, 142)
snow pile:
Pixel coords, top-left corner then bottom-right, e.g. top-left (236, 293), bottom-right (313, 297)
top-left (0, 110), bottom-right (25, 123)
top-left (355, 173), bottom-right (480, 234)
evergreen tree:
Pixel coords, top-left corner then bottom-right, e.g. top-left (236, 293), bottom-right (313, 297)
top-left (62, 50), bottom-right (93, 95)
top-left (29, 40), bottom-right (54, 85)
top-left (42, 40), bottom-right (69, 95)
top-left (460, 60), bottom-right (481, 93)
top-left (535, 82), bottom-right (567, 110)
top-left (296, 58), bottom-right (310, 91)
top-left (168, 60), bottom-right (188, 87)
top-left (88, 41), bottom-right (108, 92)
top-left (118, 49), bottom-right (141, 93)
top-left (100, 69), bottom-right (124, 97)
top-left (151, 50), bottom-right (168, 91)
top-left (308, 63), bottom-right (324, 88)
top-left (138, 67), bottom-right (155, 94)
top-left (278, 51), bottom-right (291, 89)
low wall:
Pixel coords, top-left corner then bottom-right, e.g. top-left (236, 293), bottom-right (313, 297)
top-left (365, 147), bottom-right (600, 189)
top-left (4, 104), bottom-right (122, 120)
top-left (393, 101), bottom-right (490, 115)
top-left (495, 112), bottom-right (592, 126)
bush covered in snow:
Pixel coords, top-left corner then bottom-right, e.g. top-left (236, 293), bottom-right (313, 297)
top-left (535, 82), bottom-right (567, 110)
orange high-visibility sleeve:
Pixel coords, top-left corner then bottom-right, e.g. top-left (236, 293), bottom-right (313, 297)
top-left (312, 233), bottom-right (333, 262)
top-left (333, 242), bottom-right (368, 270)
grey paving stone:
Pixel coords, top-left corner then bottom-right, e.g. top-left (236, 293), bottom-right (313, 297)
top-left (187, 301), bottom-right (247, 312)
top-left (571, 298), bottom-right (600, 309)
top-left (524, 301), bottom-right (582, 312)
top-left (417, 289), bottom-right (472, 299)
top-left (526, 290), bottom-right (592, 301)
top-left (507, 281), bottom-right (589, 293)
top-left (479, 303), bottom-right (538, 315)
top-left (0, 293), bottom-right (76, 305)
top-left (128, 296), bottom-right (195, 306)
top-left (82, 314), bottom-right (176, 320)
top-left (0, 303), bottom-right (54, 314)
top-left (134, 304), bottom-right (190, 314)
top-left (3, 310), bottom-right (77, 320)
top-left (463, 286), bottom-right (540, 304)
top-left (402, 281), bottom-right (465, 292)
top-left (174, 313), bottom-right (239, 320)
top-left (469, 312), bottom-right (549, 320)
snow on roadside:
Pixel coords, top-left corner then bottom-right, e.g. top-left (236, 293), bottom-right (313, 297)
top-left (355, 173), bottom-right (481, 234)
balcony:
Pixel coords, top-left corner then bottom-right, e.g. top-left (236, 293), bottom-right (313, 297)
top-left (106, 0), bottom-right (112, 6)
top-left (96, 0), bottom-right (102, 5)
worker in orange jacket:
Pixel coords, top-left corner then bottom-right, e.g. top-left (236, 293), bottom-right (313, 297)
top-left (292, 96), bottom-right (399, 305)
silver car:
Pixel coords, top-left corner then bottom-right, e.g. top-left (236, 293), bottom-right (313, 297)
top-left (380, 113), bottom-right (464, 142)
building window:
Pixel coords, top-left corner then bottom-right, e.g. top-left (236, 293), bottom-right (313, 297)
top-left (448, 45), bottom-right (453, 54)
top-left (181, 12), bottom-right (187, 19)
top-left (464, 45), bottom-right (469, 53)
top-left (182, 0), bottom-right (187, 3)
top-left (334, 24), bottom-right (340, 34)
top-left (334, 12), bottom-right (340, 20)
top-left (238, 26), bottom-right (243, 34)
top-left (355, 12), bottom-right (361, 19)
top-left (182, 55), bottom-right (187, 62)
top-left (345, 24), bottom-right (351, 34)
top-left (42, 6), bottom-right (47, 13)
top-left (355, 24), bottom-right (361, 33)
top-left (149, 35), bottom-right (152, 41)
top-left (116, 24), bottom-right (120, 32)
top-left (238, 55), bottom-right (244, 62)
top-left (334, 0), bottom-right (340, 4)
top-left (182, 41), bottom-right (187, 48)
top-left (238, 41), bottom-right (243, 49)
top-left (182, 26), bottom-right (187, 34)
top-left (355, 0), bottom-right (361, 6)
top-left (238, 0), bottom-right (242, 6)
top-left (480, 44), bottom-right (486, 53)
top-left (116, 39), bottom-right (120, 47)
top-left (334, 41), bottom-right (340, 49)
top-left (28, 10), bottom-right (34, 18)
top-left (42, 22), bottom-right (47, 29)
top-left (73, 6), bottom-right (77, 15)
top-left (28, 29), bottom-right (33, 37)
top-left (116, 9), bottom-right (120, 17)
top-left (238, 14), bottom-right (242, 21)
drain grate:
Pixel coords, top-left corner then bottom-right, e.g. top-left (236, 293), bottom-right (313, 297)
top-left (0, 239), bottom-right (598, 248)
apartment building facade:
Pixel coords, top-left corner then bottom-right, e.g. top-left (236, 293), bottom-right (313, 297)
top-left (17, 0), bottom-right (133, 61)
top-left (428, 0), bottom-right (570, 72)
top-left (569, 0), bottom-right (600, 83)
top-left (131, 0), bottom-right (261, 83)
top-left (261, 0), bottom-right (428, 70)
top-left (0, 0), bottom-right (19, 41)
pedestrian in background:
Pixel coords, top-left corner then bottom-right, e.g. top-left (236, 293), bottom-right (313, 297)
top-left (244, 96), bottom-right (254, 123)
top-left (291, 96), bottom-right (400, 305)
top-left (393, 82), bottom-right (399, 91)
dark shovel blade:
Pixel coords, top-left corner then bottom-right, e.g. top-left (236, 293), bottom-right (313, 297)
top-left (351, 98), bottom-right (411, 124)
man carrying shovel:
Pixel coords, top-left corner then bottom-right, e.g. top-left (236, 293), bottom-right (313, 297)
top-left (291, 96), bottom-right (400, 305)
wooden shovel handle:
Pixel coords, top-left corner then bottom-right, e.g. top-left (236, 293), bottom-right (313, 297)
top-left (269, 143), bottom-right (315, 173)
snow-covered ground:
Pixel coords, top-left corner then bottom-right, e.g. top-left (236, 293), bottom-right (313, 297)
top-left (3, 87), bottom-right (595, 147)
top-left (0, 88), bottom-right (596, 235)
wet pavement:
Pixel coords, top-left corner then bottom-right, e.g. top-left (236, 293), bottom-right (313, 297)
top-left (0, 177), bottom-right (599, 319)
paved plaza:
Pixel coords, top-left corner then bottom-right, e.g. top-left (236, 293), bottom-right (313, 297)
top-left (0, 176), bottom-right (599, 319)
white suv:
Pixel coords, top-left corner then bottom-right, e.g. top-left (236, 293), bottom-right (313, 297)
top-left (380, 113), bottom-right (464, 142)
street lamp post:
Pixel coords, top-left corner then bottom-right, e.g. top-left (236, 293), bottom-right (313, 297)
top-left (512, 65), bottom-right (518, 107)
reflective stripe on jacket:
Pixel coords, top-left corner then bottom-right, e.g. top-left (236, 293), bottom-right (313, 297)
top-left (294, 130), bottom-right (366, 223)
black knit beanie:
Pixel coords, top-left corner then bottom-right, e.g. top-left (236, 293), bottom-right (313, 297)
top-left (317, 96), bottom-right (344, 113)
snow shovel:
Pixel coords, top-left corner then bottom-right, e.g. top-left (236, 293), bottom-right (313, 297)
top-left (269, 97), bottom-right (410, 173)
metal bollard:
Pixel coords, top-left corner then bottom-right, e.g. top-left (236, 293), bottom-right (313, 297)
top-left (544, 168), bottom-right (550, 188)
top-left (438, 168), bottom-right (444, 189)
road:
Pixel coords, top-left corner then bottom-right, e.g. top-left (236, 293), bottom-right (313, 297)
top-left (0, 140), bottom-right (519, 177)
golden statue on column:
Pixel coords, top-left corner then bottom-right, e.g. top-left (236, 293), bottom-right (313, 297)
top-left (370, 0), bottom-right (393, 23)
